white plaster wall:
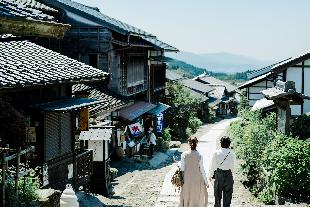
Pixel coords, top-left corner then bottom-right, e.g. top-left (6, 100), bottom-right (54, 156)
top-left (304, 59), bottom-right (310, 65)
top-left (286, 67), bottom-right (302, 93)
top-left (249, 86), bottom-right (267, 93)
top-left (252, 81), bottom-right (267, 87)
top-left (249, 93), bottom-right (264, 100)
top-left (249, 100), bottom-right (257, 106)
top-left (267, 81), bottom-right (274, 87)
top-left (291, 105), bottom-right (302, 116)
top-left (304, 67), bottom-right (310, 114)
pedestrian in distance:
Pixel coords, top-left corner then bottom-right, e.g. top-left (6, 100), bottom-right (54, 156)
top-left (208, 136), bottom-right (236, 207)
top-left (147, 126), bottom-right (156, 158)
top-left (178, 136), bottom-right (208, 207)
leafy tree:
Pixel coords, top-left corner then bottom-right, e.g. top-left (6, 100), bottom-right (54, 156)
top-left (166, 82), bottom-right (203, 140)
top-left (238, 90), bottom-right (250, 116)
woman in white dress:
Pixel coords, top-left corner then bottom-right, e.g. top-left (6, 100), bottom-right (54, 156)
top-left (178, 137), bottom-right (208, 207)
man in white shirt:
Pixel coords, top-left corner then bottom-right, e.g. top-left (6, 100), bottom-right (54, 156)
top-left (147, 126), bottom-right (156, 158)
top-left (208, 136), bottom-right (236, 207)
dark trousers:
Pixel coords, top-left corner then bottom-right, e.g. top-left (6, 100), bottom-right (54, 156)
top-left (149, 144), bottom-right (154, 157)
top-left (214, 169), bottom-right (234, 207)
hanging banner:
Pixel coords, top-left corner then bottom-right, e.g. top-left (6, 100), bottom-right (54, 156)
top-left (26, 127), bottom-right (36, 143)
top-left (79, 108), bottom-right (89, 131)
top-left (156, 113), bottom-right (164, 133)
top-left (128, 122), bottom-right (143, 137)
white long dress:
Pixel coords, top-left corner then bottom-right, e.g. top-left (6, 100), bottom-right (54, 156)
top-left (178, 150), bottom-right (208, 207)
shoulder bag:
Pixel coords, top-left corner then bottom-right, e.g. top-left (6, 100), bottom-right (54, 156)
top-left (211, 151), bottom-right (230, 179)
top-left (171, 165), bottom-right (184, 190)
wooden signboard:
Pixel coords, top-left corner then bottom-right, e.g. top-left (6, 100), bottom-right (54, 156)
top-left (79, 108), bottom-right (89, 131)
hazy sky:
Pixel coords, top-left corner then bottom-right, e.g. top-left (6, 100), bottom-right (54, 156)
top-left (75, 0), bottom-right (310, 61)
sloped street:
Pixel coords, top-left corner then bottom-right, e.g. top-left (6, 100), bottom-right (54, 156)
top-left (155, 118), bottom-right (262, 207)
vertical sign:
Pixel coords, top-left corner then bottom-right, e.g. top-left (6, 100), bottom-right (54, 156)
top-left (156, 113), bottom-right (164, 133)
top-left (79, 108), bottom-right (89, 131)
top-left (42, 163), bottom-right (49, 187)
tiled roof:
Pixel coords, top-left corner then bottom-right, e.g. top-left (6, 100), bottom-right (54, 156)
top-left (72, 84), bottom-right (131, 116)
top-left (147, 103), bottom-right (170, 115)
top-left (238, 72), bottom-right (272, 89)
top-left (181, 79), bottom-right (214, 94)
top-left (245, 52), bottom-right (310, 87)
top-left (262, 87), bottom-right (310, 101)
top-left (43, 0), bottom-right (151, 36)
top-left (119, 101), bottom-right (156, 121)
top-left (210, 86), bottom-right (226, 99)
top-left (208, 97), bottom-right (223, 108)
top-left (32, 97), bottom-right (104, 112)
top-left (140, 36), bottom-right (178, 52)
top-left (186, 88), bottom-right (208, 102)
top-left (247, 58), bottom-right (291, 79)
top-left (251, 98), bottom-right (275, 111)
top-left (166, 69), bottom-right (183, 81)
top-left (0, 40), bottom-right (108, 90)
top-left (42, 0), bottom-right (178, 51)
top-left (0, 0), bottom-right (58, 22)
top-left (196, 76), bottom-right (237, 93)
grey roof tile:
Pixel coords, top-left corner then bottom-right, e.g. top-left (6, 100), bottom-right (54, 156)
top-left (43, 0), bottom-right (178, 51)
top-left (0, 40), bottom-right (108, 89)
top-left (72, 84), bottom-right (131, 116)
top-left (181, 79), bottom-right (214, 94)
top-left (166, 69), bottom-right (183, 81)
top-left (0, 0), bottom-right (58, 22)
top-left (196, 75), bottom-right (237, 93)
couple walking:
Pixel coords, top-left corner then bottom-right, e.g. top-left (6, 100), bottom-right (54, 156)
top-left (178, 136), bottom-right (236, 207)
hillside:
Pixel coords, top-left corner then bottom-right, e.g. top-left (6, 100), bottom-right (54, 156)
top-left (167, 51), bottom-right (272, 73)
top-left (166, 57), bottom-right (249, 84)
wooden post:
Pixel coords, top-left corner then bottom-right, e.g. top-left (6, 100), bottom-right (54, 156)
top-left (2, 152), bottom-right (6, 207)
top-left (15, 147), bottom-right (21, 200)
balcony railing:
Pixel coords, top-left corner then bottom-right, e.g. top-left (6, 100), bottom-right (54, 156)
top-left (45, 149), bottom-right (93, 190)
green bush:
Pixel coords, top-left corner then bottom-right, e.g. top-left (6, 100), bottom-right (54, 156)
top-left (157, 138), bottom-right (170, 152)
top-left (166, 82), bottom-right (203, 140)
top-left (188, 116), bottom-right (202, 134)
top-left (229, 111), bottom-right (310, 203)
top-left (291, 114), bottom-right (310, 140)
top-left (5, 169), bottom-right (40, 207)
top-left (262, 135), bottom-right (310, 199)
top-left (162, 127), bottom-right (172, 142)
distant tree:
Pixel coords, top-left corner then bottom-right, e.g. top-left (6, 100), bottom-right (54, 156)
top-left (238, 90), bottom-right (250, 116)
top-left (166, 82), bottom-right (203, 140)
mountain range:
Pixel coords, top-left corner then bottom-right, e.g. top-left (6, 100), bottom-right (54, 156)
top-left (166, 51), bottom-right (273, 73)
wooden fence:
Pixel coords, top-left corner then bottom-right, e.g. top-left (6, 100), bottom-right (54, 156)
top-left (1, 146), bottom-right (35, 207)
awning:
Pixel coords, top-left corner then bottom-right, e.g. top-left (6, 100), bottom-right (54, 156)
top-left (119, 101), bottom-right (156, 121)
top-left (32, 98), bottom-right (105, 112)
top-left (147, 103), bottom-right (170, 115)
top-left (79, 128), bottom-right (112, 141)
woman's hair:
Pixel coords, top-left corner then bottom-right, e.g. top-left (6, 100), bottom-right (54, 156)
top-left (188, 136), bottom-right (198, 150)
top-left (220, 136), bottom-right (231, 148)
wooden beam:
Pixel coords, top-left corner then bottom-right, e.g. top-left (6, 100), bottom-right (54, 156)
top-left (0, 17), bottom-right (70, 39)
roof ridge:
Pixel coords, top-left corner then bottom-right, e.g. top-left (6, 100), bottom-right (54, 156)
top-left (46, 0), bottom-right (152, 36)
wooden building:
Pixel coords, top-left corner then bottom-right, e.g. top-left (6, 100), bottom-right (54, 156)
top-left (239, 52), bottom-right (310, 116)
top-left (36, 0), bottom-right (178, 104)
top-left (194, 75), bottom-right (238, 116)
top-left (0, 38), bottom-right (109, 190)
